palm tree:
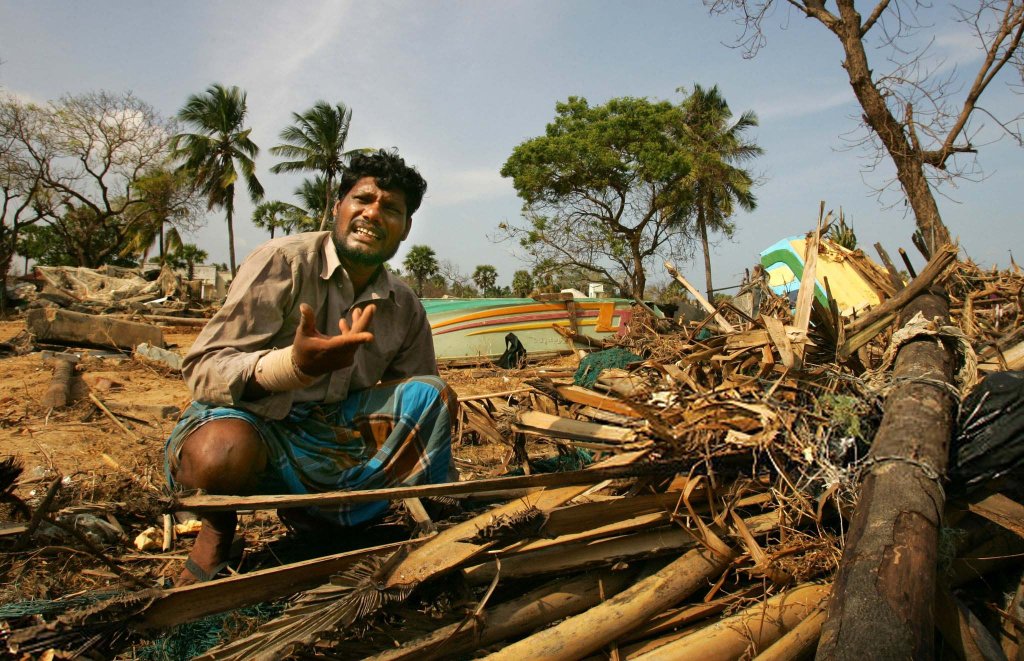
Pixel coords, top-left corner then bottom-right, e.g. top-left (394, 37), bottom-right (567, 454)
top-left (680, 84), bottom-right (763, 302)
top-left (270, 100), bottom-right (363, 232)
top-left (472, 264), bottom-right (498, 297)
top-left (511, 270), bottom-right (534, 297)
top-left (294, 175), bottom-right (331, 228)
top-left (252, 200), bottom-right (308, 238)
top-left (173, 243), bottom-right (209, 281)
top-left (120, 167), bottom-right (199, 265)
top-left (171, 84), bottom-right (264, 276)
top-left (402, 245), bottom-right (438, 297)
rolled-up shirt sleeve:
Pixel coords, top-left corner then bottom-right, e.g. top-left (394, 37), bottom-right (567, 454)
top-left (182, 244), bottom-right (301, 419)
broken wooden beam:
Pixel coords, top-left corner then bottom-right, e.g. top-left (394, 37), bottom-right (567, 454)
top-left (840, 245), bottom-right (957, 358)
top-left (513, 410), bottom-right (639, 446)
top-left (27, 308), bottom-right (165, 351)
top-left (818, 291), bottom-right (956, 660)
top-left (176, 453), bottom-right (696, 514)
top-left (664, 261), bottom-right (735, 332)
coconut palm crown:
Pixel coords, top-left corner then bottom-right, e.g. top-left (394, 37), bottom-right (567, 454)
top-left (171, 83), bottom-right (264, 276)
top-left (270, 100), bottom-right (364, 231)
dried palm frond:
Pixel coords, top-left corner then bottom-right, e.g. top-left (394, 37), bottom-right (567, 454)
top-left (462, 506), bottom-right (550, 545)
top-left (196, 551), bottom-right (413, 661)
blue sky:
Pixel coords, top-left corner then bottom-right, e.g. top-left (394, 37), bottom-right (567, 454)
top-left (2, 1), bottom-right (1020, 292)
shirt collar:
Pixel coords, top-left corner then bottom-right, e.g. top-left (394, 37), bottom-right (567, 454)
top-left (318, 231), bottom-right (399, 305)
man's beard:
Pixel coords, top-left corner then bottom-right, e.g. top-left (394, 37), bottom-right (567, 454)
top-left (333, 235), bottom-right (400, 267)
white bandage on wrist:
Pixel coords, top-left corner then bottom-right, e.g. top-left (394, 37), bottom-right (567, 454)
top-left (254, 347), bottom-right (317, 392)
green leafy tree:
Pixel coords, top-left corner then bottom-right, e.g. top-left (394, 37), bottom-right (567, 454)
top-left (679, 84), bottom-right (762, 302)
top-left (472, 264), bottom-right (499, 297)
top-left (402, 244), bottom-right (438, 296)
top-left (18, 214), bottom-right (138, 268)
top-left (2, 91), bottom-right (176, 272)
top-left (270, 101), bottom-right (365, 231)
top-left (171, 83), bottom-right (264, 276)
top-left (1, 95), bottom-right (51, 311)
top-left (252, 200), bottom-right (309, 238)
top-left (511, 269), bottom-right (534, 297)
top-left (500, 96), bottom-right (694, 298)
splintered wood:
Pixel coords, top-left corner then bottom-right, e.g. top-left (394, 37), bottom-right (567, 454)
top-left (7, 242), bottom-right (1024, 660)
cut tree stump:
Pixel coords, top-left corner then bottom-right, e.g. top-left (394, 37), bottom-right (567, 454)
top-left (27, 308), bottom-right (164, 351)
top-left (817, 290), bottom-right (956, 660)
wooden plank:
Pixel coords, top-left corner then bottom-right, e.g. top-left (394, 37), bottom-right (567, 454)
top-left (385, 486), bottom-right (591, 589)
top-left (27, 308), bottom-right (165, 350)
top-left (967, 493), bottom-right (1024, 540)
top-left (762, 315), bottom-right (797, 369)
top-left (137, 539), bottom-right (419, 630)
top-left (664, 261), bottom-right (735, 332)
top-left (554, 384), bottom-right (640, 417)
top-left (515, 410), bottom-right (637, 444)
top-left (792, 227), bottom-right (820, 341)
top-left (874, 242), bottom-right (906, 291)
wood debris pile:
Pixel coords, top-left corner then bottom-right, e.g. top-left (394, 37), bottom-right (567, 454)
top-left (3, 240), bottom-right (1024, 659)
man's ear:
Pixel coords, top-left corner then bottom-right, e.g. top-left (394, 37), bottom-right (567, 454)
top-left (333, 199), bottom-right (344, 218)
top-left (401, 215), bottom-right (413, 241)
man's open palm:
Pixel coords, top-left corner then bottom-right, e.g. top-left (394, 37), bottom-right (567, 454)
top-left (292, 303), bottom-right (375, 376)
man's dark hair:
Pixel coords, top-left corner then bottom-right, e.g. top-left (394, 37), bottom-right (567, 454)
top-left (337, 149), bottom-right (427, 216)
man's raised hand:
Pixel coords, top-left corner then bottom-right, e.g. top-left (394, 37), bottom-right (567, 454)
top-left (292, 302), bottom-right (376, 376)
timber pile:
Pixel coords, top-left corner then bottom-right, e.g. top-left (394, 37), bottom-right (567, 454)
top-left (3, 239), bottom-right (1024, 659)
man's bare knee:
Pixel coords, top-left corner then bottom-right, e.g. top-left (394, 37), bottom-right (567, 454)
top-left (175, 418), bottom-right (267, 495)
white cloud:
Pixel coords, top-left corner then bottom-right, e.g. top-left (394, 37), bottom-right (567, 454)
top-left (423, 167), bottom-right (513, 208)
top-left (754, 88), bottom-right (854, 122)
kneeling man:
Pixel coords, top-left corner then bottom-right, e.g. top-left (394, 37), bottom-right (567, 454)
top-left (165, 150), bottom-right (453, 585)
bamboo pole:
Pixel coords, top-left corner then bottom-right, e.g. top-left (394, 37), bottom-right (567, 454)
top-left (480, 533), bottom-right (736, 661)
top-left (631, 583), bottom-right (831, 661)
top-left (753, 605), bottom-right (827, 661)
top-left (367, 569), bottom-right (635, 661)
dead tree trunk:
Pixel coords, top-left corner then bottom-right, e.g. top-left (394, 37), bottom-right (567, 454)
top-left (817, 290), bottom-right (955, 659)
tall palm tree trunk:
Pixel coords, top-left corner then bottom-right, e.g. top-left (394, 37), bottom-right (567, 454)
top-left (318, 175), bottom-right (334, 232)
top-left (698, 210), bottom-right (714, 303)
top-left (226, 187), bottom-right (237, 276)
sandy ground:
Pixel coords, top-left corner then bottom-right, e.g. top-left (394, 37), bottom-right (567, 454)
top-left (0, 316), bottom-right (575, 498)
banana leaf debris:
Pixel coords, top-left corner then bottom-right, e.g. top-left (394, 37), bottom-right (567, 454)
top-left (2, 236), bottom-right (1024, 660)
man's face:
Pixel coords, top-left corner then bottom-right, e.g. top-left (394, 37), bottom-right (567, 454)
top-left (332, 176), bottom-right (411, 267)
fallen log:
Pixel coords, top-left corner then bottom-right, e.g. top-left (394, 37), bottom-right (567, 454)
top-left (41, 354), bottom-right (79, 409)
top-left (817, 291), bottom-right (956, 660)
top-left (27, 308), bottom-right (164, 351)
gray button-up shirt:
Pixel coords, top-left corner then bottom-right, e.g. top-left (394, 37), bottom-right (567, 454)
top-left (182, 231), bottom-right (438, 420)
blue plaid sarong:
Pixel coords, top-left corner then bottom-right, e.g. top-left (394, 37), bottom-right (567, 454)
top-left (165, 375), bottom-right (455, 526)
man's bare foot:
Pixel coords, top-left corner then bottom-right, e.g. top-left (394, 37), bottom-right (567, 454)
top-left (174, 512), bottom-right (238, 587)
